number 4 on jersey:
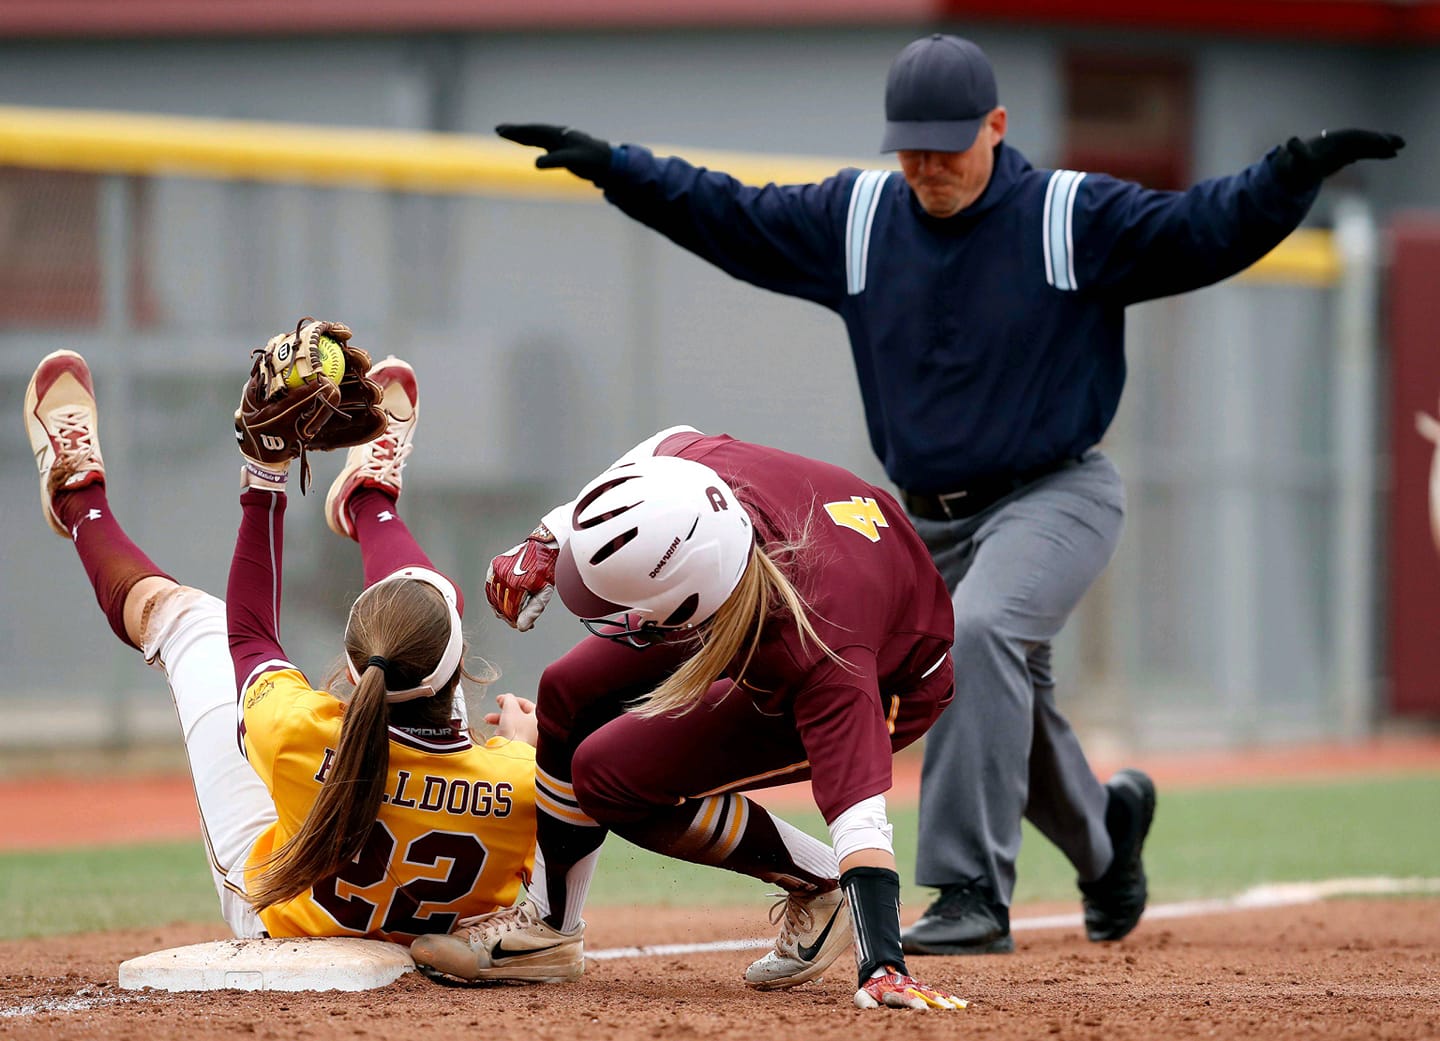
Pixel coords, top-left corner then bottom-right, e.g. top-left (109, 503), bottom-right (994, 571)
top-left (824, 495), bottom-right (889, 543)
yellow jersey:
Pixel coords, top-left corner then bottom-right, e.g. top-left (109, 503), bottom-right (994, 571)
top-left (240, 667), bottom-right (535, 943)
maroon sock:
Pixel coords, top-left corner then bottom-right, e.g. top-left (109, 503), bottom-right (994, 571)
top-left (350, 488), bottom-right (465, 615)
top-left (55, 484), bottom-right (172, 650)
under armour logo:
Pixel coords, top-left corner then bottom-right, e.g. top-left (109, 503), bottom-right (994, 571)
top-left (70, 508), bottom-right (103, 540)
top-left (377, 510), bottom-right (395, 523)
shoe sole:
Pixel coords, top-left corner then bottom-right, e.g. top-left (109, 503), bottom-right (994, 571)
top-left (323, 468), bottom-right (362, 540)
top-left (902, 933), bottom-right (1015, 956)
top-left (416, 962), bottom-right (583, 985)
top-left (412, 950), bottom-right (584, 984)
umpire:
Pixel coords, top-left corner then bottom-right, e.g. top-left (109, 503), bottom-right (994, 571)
top-left (498, 33), bottom-right (1404, 954)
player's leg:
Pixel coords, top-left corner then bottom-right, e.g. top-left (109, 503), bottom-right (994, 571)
top-left (142, 585), bottom-right (276, 937)
top-left (569, 686), bottom-right (850, 990)
top-left (25, 351), bottom-right (274, 937)
top-left (324, 357), bottom-right (476, 727)
top-left (26, 350), bottom-right (172, 648)
top-left (904, 451), bottom-right (1126, 955)
top-left (324, 357), bottom-right (465, 604)
top-left (409, 633), bottom-right (687, 983)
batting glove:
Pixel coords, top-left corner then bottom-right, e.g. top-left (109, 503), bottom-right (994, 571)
top-left (486, 523), bottom-right (559, 632)
top-left (495, 123), bottom-right (614, 184)
top-left (855, 969), bottom-right (968, 1011)
top-left (1272, 128), bottom-right (1405, 190)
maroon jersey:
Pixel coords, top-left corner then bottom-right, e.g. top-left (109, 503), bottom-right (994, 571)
top-left (661, 431), bottom-right (955, 820)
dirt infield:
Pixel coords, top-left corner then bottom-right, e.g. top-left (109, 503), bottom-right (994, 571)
top-left (2, 898), bottom-right (1437, 1040)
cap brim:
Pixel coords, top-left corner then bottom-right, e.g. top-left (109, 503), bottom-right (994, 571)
top-left (881, 117), bottom-right (984, 154)
top-left (554, 540), bottom-right (628, 620)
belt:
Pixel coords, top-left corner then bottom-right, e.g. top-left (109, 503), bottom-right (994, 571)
top-left (901, 458), bottom-right (1079, 522)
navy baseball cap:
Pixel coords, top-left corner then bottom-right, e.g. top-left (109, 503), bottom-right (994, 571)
top-left (881, 34), bottom-right (998, 153)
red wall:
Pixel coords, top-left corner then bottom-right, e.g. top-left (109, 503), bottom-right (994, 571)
top-left (1386, 219), bottom-right (1440, 716)
top-left (3, 0), bottom-right (1440, 40)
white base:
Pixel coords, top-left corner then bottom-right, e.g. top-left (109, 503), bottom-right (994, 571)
top-left (119, 937), bottom-right (414, 992)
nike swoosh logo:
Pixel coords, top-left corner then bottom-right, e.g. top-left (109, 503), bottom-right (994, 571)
top-left (512, 558), bottom-right (529, 577)
top-left (797, 904), bottom-right (842, 962)
top-left (491, 939), bottom-right (560, 960)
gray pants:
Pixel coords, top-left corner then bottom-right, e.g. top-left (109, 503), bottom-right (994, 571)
top-left (910, 450), bottom-right (1125, 906)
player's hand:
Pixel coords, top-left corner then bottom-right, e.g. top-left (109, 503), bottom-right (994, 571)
top-left (484, 693), bottom-right (538, 745)
top-left (854, 969), bottom-right (968, 1011)
top-left (486, 523), bottom-right (559, 631)
top-left (495, 123), bottom-right (613, 183)
top-left (1273, 129), bottom-right (1405, 189)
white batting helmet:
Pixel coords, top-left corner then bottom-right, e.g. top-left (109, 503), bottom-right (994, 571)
top-left (554, 455), bottom-right (754, 643)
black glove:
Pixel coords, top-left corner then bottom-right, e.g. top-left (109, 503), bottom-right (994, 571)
top-left (496, 123), bottom-right (613, 184)
top-left (1272, 128), bottom-right (1405, 191)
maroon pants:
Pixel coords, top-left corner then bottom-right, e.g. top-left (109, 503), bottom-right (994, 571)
top-left (536, 634), bottom-right (948, 823)
top-left (531, 633), bottom-right (951, 925)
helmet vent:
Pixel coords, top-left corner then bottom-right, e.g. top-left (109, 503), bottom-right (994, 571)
top-left (662, 593), bottom-right (700, 628)
top-left (589, 527), bottom-right (639, 565)
top-left (574, 474), bottom-right (642, 529)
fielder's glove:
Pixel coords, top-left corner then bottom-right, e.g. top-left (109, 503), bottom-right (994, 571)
top-left (495, 124), bottom-right (614, 184)
top-left (855, 969), bottom-right (968, 1011)
top-left (291, 320), bottom-right (388, 453)
top-left (234, 318), bottom-right (386, 493)
top-left (1272, 128), bottom-right (1405, 191)
top-left (486, 523), bottom-right (559, 631)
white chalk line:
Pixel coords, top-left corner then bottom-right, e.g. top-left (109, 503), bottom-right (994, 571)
top-left (2, 876), bottom-right (1436, 1018)
top-left (586, 875), bottom-right (1440, 961)
top-left (0, 990), bottom-right (152, 1018)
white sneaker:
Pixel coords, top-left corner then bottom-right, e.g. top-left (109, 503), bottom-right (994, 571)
top-left (409, 901), bottom-right (584, 983)
top-left (24, 350), bottom-right (106, 537)
top-left (744, 886), bottom-right (852, 991)
top-left (324, 356), bottom-right (417, 540)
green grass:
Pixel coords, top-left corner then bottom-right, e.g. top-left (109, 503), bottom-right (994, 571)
top-left (589, 775), bottom-right (1440, 911)
top-left (1, 775), bottom-right (1436, 939)
top-left (0, 842), bottom-right (218, 939)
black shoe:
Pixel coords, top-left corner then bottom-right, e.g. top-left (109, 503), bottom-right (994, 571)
top-left (1079, 768), bottom-right (1157, 942)
top-left (900, 878), bottom-right (1014, 955)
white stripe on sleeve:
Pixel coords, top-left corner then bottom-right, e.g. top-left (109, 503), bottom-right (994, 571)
top-left (845, 170), bottom-right (892, 295)
top-left (1042, 169), bottom-right (1086, 291)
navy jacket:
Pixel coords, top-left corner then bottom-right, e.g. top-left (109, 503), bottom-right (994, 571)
top-left (601, 142), bottom-right (1321, 494)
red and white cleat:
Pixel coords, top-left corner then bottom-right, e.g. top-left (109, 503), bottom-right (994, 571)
top-left (324, 356), bottom-right (418, 540)
top-left (24, 350), bottom-right (106, 538)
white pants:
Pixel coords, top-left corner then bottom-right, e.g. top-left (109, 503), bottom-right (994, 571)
top-left (142, 586), bottom-right (274, 938)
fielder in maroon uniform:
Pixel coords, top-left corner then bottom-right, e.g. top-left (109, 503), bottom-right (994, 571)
top-left (411, 427), bottom-right (965, 1010)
